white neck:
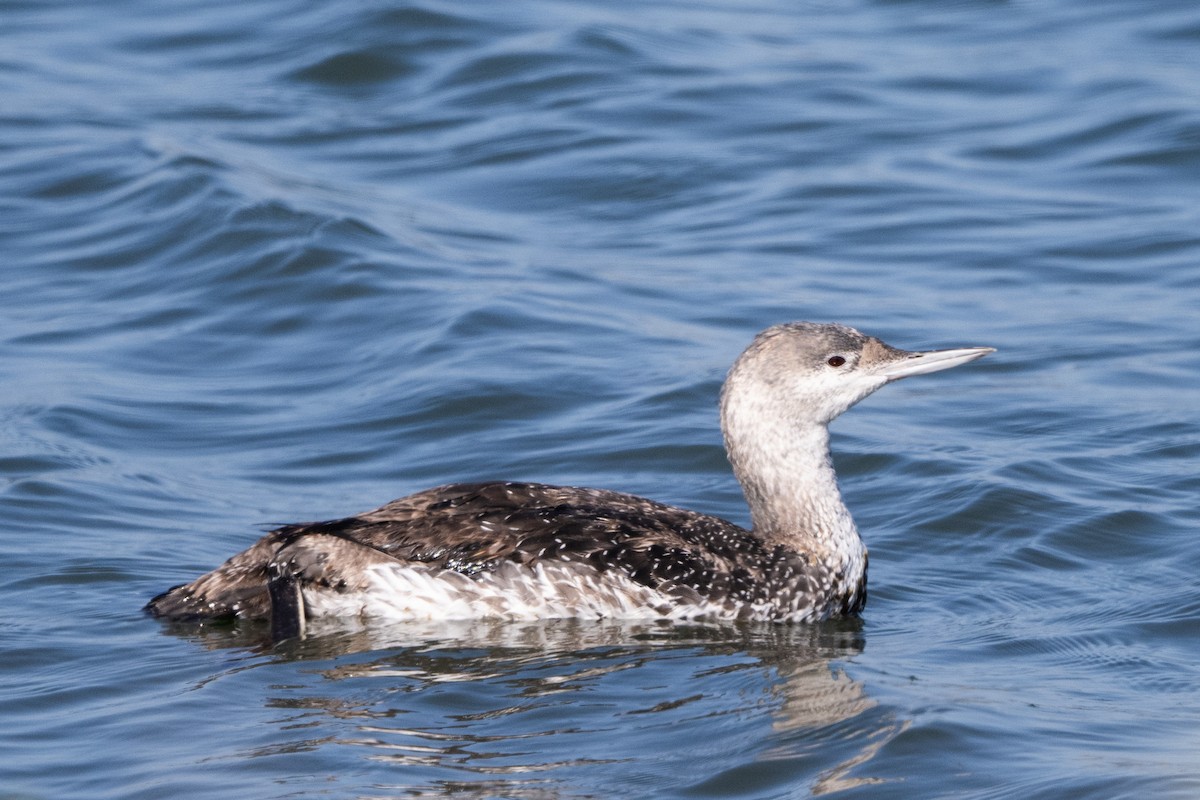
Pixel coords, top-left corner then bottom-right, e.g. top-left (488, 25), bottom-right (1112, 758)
top-left (721, 393), bottom-right (866, 581)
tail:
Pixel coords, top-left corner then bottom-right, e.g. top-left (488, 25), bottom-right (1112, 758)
top-left (145, 524), bottom-right (402, 639)
top-left (144, 532), bottom-right (286, 622)
top-left (144, 573), bottom-right (272, 621)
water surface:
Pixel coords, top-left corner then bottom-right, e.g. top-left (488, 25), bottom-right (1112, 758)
top-left (3, 1), bottom-right (1199, 798)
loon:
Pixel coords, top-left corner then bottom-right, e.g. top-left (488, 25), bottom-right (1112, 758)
top-left (147, 322), bottom-right (993, 639)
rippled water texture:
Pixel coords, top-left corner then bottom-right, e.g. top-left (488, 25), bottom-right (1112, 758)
top-left (3, 1), bottom-right (1199, 798)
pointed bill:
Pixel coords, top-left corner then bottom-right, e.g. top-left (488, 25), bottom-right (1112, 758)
top-left (876, 346), bottom-right (995, 381)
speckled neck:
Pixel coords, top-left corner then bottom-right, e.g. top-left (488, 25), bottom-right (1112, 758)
top-left (725, 419), bottom-right (860, 555)
top-left (719, 355), bottom-right (866, 583)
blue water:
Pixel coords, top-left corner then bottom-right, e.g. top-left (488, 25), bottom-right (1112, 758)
top-left (3, 1), bottom-right (1199, 797)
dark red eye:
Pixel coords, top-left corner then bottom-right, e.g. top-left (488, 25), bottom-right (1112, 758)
top-left (827, 356), bottom-right (846, 367)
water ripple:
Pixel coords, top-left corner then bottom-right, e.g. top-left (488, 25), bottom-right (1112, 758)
top-left (4, 0), bottom-right (1200, 798)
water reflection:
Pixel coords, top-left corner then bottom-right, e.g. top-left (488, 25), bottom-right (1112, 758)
top-left (160, 618), bottom-right (903, 796)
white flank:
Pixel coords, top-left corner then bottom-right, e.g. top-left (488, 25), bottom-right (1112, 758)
top-left (300, 560), bottom-right (814, 624)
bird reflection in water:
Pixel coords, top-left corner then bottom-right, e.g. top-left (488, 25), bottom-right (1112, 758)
top-left (169, 618), bottom-right (907, 796)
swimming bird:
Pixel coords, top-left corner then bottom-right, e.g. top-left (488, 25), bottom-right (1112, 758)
top-left (147, 322), bottom-right (993, 639)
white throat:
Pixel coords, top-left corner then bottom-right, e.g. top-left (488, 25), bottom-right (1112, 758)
top-left (720, 375), bottom-right (867, 583)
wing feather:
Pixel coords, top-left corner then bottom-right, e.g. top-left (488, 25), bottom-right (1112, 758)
top-left (146, 481), bottom-right (822, 623)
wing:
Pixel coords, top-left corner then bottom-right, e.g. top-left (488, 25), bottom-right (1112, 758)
top-left (348, 481), bottom-right (800, 604)
top-left (145, 481), bottom-right (813, 627)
